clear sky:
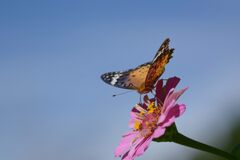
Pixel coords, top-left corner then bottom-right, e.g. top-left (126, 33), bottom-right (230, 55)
top-left (0, 0), bottom-right (240, 160)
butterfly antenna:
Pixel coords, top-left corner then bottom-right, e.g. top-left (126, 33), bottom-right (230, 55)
top-left (112, 91), bottom-right (132, 97)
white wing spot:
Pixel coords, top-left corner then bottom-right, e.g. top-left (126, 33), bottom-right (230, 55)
top-left (111, 74), bottom-right (122, 85)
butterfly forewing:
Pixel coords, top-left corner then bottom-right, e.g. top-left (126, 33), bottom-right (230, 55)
top-left (144, 39), bottom-right (174, 91)
top-left (101, 62), bottom-right (151, 90)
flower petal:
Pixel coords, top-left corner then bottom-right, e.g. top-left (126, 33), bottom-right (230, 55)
top-left (129, 104), bottom-right (148, 125)
top-left (134, 136), bottom-right (153, 157)
top-left (165, 77), bottom-right (180, 96)
top-left (129, 112), bottom-right (138, 128)
top-left (168, 87), bottom-right (188, 103)
top-left (156, 77), bottom-right (180, 103)
top-left (121, 137), bottom-right (144, 160)
top-left (122, 152), bottom-right (131, 160)
top-left (129, 108), bottom-right (145, 128)
top-left (152, 126), bottom-right (166, 138)
top-left (160, 104), bottom-right (186, 128)
top-left (114, 131), bottom-right (138, 157)
top-left (125, 136), bottom-right (153, 160)
top-left (156, 79), bottom-right (164, 103)
top-left (162, 87), bottom-right (188, 113)
top-left (157, 101), bottom-right (173, 124)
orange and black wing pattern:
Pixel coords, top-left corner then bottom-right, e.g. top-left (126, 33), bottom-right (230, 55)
top-left (101, 38), bottom-right (174, 94)
top-left (144, 38), bottom-right (174, 92)
top-left (101, 62), bottom-right (151, 91)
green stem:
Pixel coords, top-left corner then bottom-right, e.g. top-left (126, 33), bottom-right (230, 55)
top-left (173, 132), bottom-right (237, 160)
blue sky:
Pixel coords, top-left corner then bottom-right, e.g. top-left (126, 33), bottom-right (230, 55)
top-left (0, 0), bottom-right (240, 160)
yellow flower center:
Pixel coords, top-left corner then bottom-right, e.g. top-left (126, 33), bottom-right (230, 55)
top-left (134, 121), bottom-right (140, 130)
top-left (133, 102), bottom-right (161, 137)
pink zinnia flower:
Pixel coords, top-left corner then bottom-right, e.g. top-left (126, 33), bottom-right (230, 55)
top-left (114, 77), bottom-right (188, 160)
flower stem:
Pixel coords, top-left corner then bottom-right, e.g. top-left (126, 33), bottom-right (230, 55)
top-left (172, 132), bottom-right (237, 160)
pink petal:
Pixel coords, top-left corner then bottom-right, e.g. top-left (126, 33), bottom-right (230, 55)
top-left (162, 87), bottom-right (188, 112)
top-left (168, 87), bottom-right (188, 103)
top-left (114, 131), bottom-right (138, 157)
top-left (126, 136), bottom-right (153, 160)
top-left (165, 77), bottom-right (180, 96)
top-left (129, 104), bottom-right (148, 128)
top-left (175, 104), bottom-right (186, 116)
top-left (134, 136), bottom-right (153, 157)
top-left (156, 77), bottom-right (180, 103)
top-left (121, 137), bottom-right (144, 160)
top-left (155, 79), bottom-right (163, 93)
top-left (131, 104), bottom-right (141, 113)
top-left (129, 111), bottom-right (143, 128)
top-left (156, 79), bottom-right (164, 103)
top-left (157, 100), bottom-right (175, 124)
top-left (152, 126), bottom-right (166, 138)
top-left (160, 104), bottom-right (186, 128)
top-left (162, 98), bottom-right (176, 116)
top-left (157, 113), bottom-right (167, 124)
top-left (132, 104), bottom-right (147, 114)
top-left (122, 154), bottom-right (132, 160)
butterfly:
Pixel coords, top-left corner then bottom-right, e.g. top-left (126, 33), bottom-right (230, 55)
top-left (101, 38), bottom-right (174, 94)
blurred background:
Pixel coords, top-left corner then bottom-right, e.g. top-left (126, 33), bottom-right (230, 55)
top-left (0, 0), bottom-right (240, 160)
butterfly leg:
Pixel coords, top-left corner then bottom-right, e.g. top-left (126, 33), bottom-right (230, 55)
top-left (139, 94), bottom-right (142, 104)
top-left (151, 88), bottom-right (156, 95)
top-left (150, 90), bottom-right (164, 106)
top-left (150, 90), bottom-right (157, 103)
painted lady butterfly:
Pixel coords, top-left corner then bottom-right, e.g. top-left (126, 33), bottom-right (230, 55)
top-left (101, 38), bottom-right (174, 94)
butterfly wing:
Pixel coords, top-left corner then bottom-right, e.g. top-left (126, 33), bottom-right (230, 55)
top-left (101, 62), bottom-right (151, 90)
top-left (144, 38), bottom-right (174, 91)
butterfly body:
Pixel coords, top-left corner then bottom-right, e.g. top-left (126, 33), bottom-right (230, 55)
top-left (101, 38), bottom-right (174, 94)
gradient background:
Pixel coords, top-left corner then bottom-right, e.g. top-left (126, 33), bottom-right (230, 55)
top-left (1, 0), bottom-right (240, 160)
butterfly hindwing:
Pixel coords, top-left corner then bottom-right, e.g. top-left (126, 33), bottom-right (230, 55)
top-left (101, 62), bottom-right (151, 90)
top-left (127, 62), bottom-right (151, 89)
